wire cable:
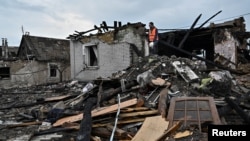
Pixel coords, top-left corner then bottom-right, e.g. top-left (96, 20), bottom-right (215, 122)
top-left (110, 94), bottom-right (121, 141)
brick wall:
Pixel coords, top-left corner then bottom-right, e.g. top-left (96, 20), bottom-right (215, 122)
top-left (70, 25), bottom-right (147, 81)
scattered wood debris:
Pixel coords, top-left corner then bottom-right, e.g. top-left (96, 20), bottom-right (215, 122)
top-left (0, 54), bottom-right (250, 141)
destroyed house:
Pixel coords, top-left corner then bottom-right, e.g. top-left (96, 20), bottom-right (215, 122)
top-left (158, 16), bottom-right (250, 69)
top-left (0, 38), bottom-right (18, 60)
top-left (9, 34), bottom-right (71, 86)
top-left (68, 21), bottom-right (148, 81)
top-left (0, 38), bottom-right (19, 81)
top-left (1, 19), bottom-right (250, 141)
top-left (69, 17), bottom-right (250, 81)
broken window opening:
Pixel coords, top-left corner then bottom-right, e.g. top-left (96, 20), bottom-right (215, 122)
top-left (0, 67), bottom-right (10, 79)
top-left (85, 45), bottom-right (98, 68)
top-left (49, 64), bottom-right (58, 77)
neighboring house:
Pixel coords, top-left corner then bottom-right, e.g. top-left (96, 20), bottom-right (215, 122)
top-left (69, 22), bottom-right (148, 81)
top-left (0, 34), bottom-right (71, 87)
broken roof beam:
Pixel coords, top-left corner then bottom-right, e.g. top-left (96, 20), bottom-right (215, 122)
top-left (67, 28), bottom-right (98, 39)
top-left (101, 21), bottom-right (109, 31)
top-left (94, 25), bottom-right (102, 33)
top-left (178, 14), bottom-right (202, 48)
top-left (100, 21), bottom-right (116, 30)
top-left (198, 10), bottom-right (222, 29)
top-left (77, 28), bottom-right (97, 36)
top-left (67, 21), bottom-right (124, 40)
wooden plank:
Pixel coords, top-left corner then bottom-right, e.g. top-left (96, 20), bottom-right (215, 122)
top-left (93, 118), bottom-right (145, 128)
top-left (155, 121), bottom-right (183, 141)
top-left (52, 98), bottom-right (138, 127)
top-left (117, 118), bottom-right (145, 125)
top-left (131, 115), bottom-right (169, 141)
top-left (151, 77), bottom-right (171, 87)
top-left (151, 77), bottom-right (166, 86)
top-left (107, 125), bottom-right (127, 136)
top-left (121, 107), bottom-right (150, 112)
top-left (174, 130), bottom-right (193, 139)
top-left (7, 121), bottom-right (43, 128)
top-left (44, 95), bottom-right (72, 102)
top-left (119, 110), bottom-right (158, 118)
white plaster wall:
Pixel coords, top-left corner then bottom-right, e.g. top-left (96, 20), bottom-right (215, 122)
top-left (214, 30), bottom-right (238, 69)
top-left (70, 39), bottom-right (131, 81)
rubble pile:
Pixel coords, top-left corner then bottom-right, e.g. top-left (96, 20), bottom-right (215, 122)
top-left (0, 55), bottom-right (250, 141)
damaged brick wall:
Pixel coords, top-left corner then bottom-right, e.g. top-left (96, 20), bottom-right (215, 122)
top-left (116, 25), bottom-right (147, 58)
top-left (70, 23), bottom-right (147, 81)
top-left (71, 39), bottom-right (131, 81)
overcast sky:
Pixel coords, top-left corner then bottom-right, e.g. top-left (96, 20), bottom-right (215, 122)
top-left (1, 0), bottom-right (250, 46)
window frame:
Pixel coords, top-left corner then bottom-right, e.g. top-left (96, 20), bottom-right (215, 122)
top-left (82, 44), bottom-right (99, 69)
top-left (48, 63), bottom-right (58, 78)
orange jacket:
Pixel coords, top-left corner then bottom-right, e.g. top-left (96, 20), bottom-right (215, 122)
top-left (149, 27), bottom-right (158, 42)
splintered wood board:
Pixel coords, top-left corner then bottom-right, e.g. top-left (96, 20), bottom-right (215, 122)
top-left (131, 115), bottom-right (169, 141)
top-left (53, 98), bottom-right (138, 127)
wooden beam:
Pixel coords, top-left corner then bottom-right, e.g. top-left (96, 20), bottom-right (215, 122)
top-left (93, 118), bottom-right (145, 128)
top-left (155, 120), bottom-right (183, 141)
top-left (178, 14), bottom-right (202, 48)
top-left (119, 110), bottom-right (158, 118)
top-left (52, 98), bottom-right (138, 127)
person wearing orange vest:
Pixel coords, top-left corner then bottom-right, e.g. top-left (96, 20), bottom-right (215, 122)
top-left (148, 22), bottom-right (159, 55)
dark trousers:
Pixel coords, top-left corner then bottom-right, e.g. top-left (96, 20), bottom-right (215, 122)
top-left (150, 41), bottom-right (158, 55)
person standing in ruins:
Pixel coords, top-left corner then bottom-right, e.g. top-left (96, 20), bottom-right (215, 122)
top-left (148, 22), bottom-right (159, 55)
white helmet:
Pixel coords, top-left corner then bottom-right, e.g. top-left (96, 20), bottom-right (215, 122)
top-left (149, 42), bottom-right (154, 48)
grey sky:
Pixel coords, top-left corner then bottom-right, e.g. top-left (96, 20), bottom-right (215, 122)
top-left (1, 0), bottom-right (250, 46)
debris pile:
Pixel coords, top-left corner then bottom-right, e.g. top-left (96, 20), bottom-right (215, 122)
top-left (0, 55), bottom-right (250, 141)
